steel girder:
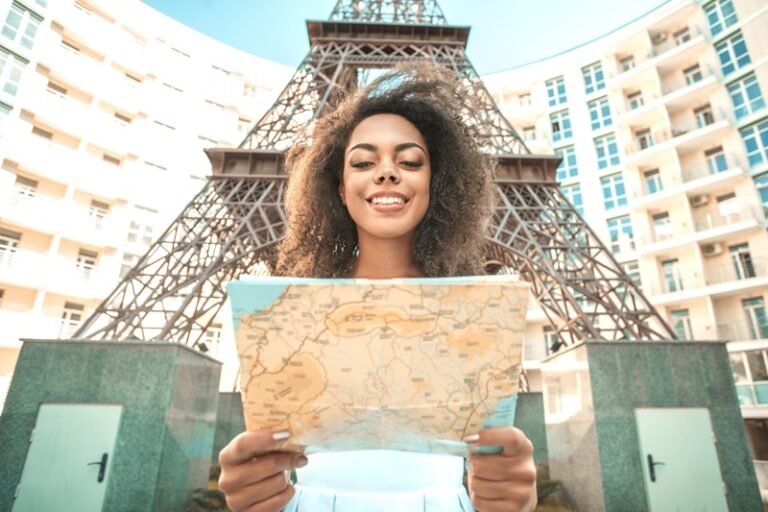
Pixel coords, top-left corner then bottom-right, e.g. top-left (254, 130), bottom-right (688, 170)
top-left (329, 0), bottom-right (447, 24)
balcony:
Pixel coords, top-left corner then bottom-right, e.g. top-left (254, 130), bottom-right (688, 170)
top-left (703, 258), bottom-right (768, 297)
top-left (44, 257), bottom-right (118, 300)
top-left (87, 113), bottom-right (138, 157)
top-left (693, 205), bottom-right (762, 234)
top-left (39, 41), bottom-right (105, 96)
top-left (53, 3), bottom-right (114, 58)
top-left (0, 248), bottom-right (48, 290)
top-left (0, 190), bottom-right (64, 236)
top-left (719, 321), bottom-right (768, 343)
top-left (59, 204), bottom-right (126, 248)
top-left (631, 155), bottom-right (746, 209)
top-left (99, 72), bottom-right (143, 116)
top-left (71, 153), bottom-right (128, 201)
top-left (108, 32), bottom-right (149, 77)
top-left (2, 131), bottom-right (82, 185)
top-left (30, 87), bottom-right (92, 138)
top-left (624, 112), bottom-right (731, 166)
top-left (0, 309), bottom-right (82, 348)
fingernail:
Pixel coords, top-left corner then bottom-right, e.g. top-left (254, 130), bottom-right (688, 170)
top-left (463, 434), bottom-right (479, 444)
top-left (272, 430), bottom-right (290, 441)
top-left (296, 456), bottom-right (308, 468)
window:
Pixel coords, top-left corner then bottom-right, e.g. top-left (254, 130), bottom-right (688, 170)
top-left (31, 125), bottom-right (51, 140)
top-left (661, 259), bottom-right (683, 292)
top-left (673, 27), bottom-right (691, 45)
top-left (550, 110), bottom-right (572, 143)
top-left (543, 326), bottom-right (562, 356)
top-left (600, 173), bottom-right (627, 212)
top-left (170, 47), bottom-right (191, 58)
top-left (76, 248), bottom-right (98, 279)
top-left (162, 82), bottom-right (183, 93)
top-left (729, 243), bottom-right (756, 280)
top-left (1, 3), bottom-right (41, 50)
top-left (588, 97), bottom-right (612, 130)
top-left (683, 64), bottom-right (703, 85)
top-left (201, 322), bottom-right (223, 355)
top-left (237, 117), bottom-right (251, 135)
top-left (705, 0), bottom-right (738, 37)
top-left (144, 160), bottom-right (167, 172)
top-left (607, 215), bottom-right (634, 254)
top-left (102, 154), bottom-right (121, 166)
top-left (114, 112), bottom-right (131, 124)
top-left (740, 119), bottom-right (768, 168)
top-left (88, 199), bottom-right (109, 229)
top-left (521, 126), bottom-right (535, 141)
top-left (756, 173), bottom-right (768, 216)
top-left (636, 128), bottom-right (653, 150)
top-left (519, 93), bottom-right (531, 106)
top-left (0, 48), bottom-right (26, 96)
top-left (14, 174), bottom-right (37, 196)
top-left (120, 252), bottom-right (139, 278)
top-left (0, 288), bottom-right (4, 308)
top-left (60, 301), bottom-right (84, 337)
top-left (545, 76), bottom-right (567, 107)
top-left (623, 260), bottom-right (642, 288)
top-left (0, 228), bottom-right (21, 267)
top-left (716, 32), bottom-right (751, 76)
top-left (743, 297), bottom-right (768, 340)
top-left (619, 56), bottom-right (635, 72)
top-left (627, 91), bottom-right (644, 110)
top-left (594, 134), bottom-right (620, 169)
top-left (694, 104), bottom-right (715, 128)
top-left (652, 212), bottom-right (672, 241)
top-left (670, 309), bottom-right (693, 339)
top-left (153, 120), bottom-right (175, 131)
top-left (644, 168), bottom-right (663, 194)
top-left (716, 192), bottom-right (738, 220)
top-left (705, 146), bottom-right (728, 174)
top-left (727, 74), bottom-right (765, 121)
top-left (582, 62), bottom-right (605, 94)
top-left (555, 146), bottom-right (578, 180)
top-left (560, 184), bottom-right (583, 215)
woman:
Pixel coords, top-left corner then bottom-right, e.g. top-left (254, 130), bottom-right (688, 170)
top-left (218, 64), bottom-right (537, 512)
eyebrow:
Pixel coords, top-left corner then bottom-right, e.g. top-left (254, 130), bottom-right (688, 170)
top-left (347, 142), bottom-right (426, 155)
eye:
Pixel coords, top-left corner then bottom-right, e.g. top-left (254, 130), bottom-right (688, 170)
top-left (350, 161), bottom-right (373, 169)
top-left (400, 160), bottom-right (423, 169)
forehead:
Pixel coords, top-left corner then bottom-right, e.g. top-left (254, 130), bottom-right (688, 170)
top-left (347, 113), bottom-right (427, 148)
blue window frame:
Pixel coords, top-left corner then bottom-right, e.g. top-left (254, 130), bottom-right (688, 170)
top-left (705, 0), bottom-right (738, 37)
top-left (555, 146), bottom-right (578, 181)
top-left (594, 134), bottom-right (620, 169)
top-left (607, 215), bottom-right (634, 254)
top-left (560, 184), bottom-right (583, 215)
top-left (716, 32), bottom-right (751, 76)
top-left (740, 119), bottom-right (768, 168)
top-left (728, 73), bottom-right (765, 120)
top-left (601, 173), bottom-right (627, 210)
top-left (588, 97), bottom-right (612, 130)
top-left (546, 76), bottom-right (567, 106)
top-left (582, 62), bottom-right (605, 95)
top-left (550, 110), bottom-right (572, 143)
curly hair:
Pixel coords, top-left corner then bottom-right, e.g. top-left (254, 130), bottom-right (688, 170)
top-left (275, 63), bottom-right (496, 278)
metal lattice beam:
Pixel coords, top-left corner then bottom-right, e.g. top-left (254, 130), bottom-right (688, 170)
top-left (329, 0), bottom-right (447, 24)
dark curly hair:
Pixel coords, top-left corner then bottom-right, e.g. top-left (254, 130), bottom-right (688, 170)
top-left (275, 63), bottom-right (496, 278)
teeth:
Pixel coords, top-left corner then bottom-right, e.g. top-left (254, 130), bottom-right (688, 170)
top-left (371, 196), bottom-right (404, 205)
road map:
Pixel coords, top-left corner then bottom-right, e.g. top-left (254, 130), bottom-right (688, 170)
top-left (228, 275), bottom-right (529, 455)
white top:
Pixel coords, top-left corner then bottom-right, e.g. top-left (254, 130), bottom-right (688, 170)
top-left (284, 450), bottom-right (475, 511)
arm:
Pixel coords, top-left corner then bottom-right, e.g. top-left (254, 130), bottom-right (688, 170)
top-left (465, 427), bottom-right (537, 512)
top-left (218, 430), bottom-right (307, 512)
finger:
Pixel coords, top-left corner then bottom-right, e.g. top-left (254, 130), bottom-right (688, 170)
top-left (219, 429), bottom-right (291, 466)
top-left (225, 472), bottom-right (292, 512)
top-left (468, 427), bottom-right (533, 457)
top-left (219, 452), bottom-right (306, 492)
top-left (468, 473), bottom-right (535, 502)
top-left (468, 454), bottom-right (536, 483)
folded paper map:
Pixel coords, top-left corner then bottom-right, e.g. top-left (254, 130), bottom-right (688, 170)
top-left (227, 276), bottom-right (529, 455)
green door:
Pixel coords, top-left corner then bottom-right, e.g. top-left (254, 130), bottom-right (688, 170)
top-left (635, 408), bottom-right (728, 511)
top-left (12, 403), bottom-right (123, 512)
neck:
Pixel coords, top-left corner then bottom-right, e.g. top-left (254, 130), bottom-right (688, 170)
top-left (347, 232), bottom-right (425, 279)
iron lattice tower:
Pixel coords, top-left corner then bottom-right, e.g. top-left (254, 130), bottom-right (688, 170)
top-left (75, 0), bottom-right (676, 350)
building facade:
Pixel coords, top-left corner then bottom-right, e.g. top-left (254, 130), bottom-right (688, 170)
top-left (0, 0), bottom-right (292, 403)
top-left (483, 0), bottom-right (768, 483)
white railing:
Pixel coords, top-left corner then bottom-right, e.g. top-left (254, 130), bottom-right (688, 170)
top-left (718, 320), bottom-right (768, 342)
top-left (693, 205), bottom-right (760, 232)
top-left (705, 257), bottom-right (768, 286)
top-left (625, 109), bottom-right (728, 154)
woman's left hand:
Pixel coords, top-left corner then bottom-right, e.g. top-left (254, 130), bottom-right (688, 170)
top-left (465, 426), bottom-right (537, 512)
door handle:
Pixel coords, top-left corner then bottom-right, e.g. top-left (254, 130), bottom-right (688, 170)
top-left (86, 453), bottom-right (108, 483)
top-left (647, 453), bottom-right (665, 482)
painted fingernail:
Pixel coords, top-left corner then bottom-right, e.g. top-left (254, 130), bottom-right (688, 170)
top-left (272, 430), bottom-right (290, 441)
top-left (463, 434), bottom-right (479, 443)
top-left (296, 456), bottom-right (308, 468)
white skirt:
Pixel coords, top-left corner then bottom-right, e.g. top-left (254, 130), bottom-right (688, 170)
top-left (284, 450), bottom-right (474, 511)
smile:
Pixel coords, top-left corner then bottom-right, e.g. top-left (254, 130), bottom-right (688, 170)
top-left (366, 192), bottom-right (409, 205)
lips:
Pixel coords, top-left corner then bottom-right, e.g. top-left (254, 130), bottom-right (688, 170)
top-left (365, 191), bottom-right (410, 205)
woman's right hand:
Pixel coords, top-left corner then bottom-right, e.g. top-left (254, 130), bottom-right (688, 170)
top-left (218, 430), bottom-right (308, 512)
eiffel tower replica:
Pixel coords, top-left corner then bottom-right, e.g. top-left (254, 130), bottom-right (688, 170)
top-left (74, 0), bottom-right (676, 350)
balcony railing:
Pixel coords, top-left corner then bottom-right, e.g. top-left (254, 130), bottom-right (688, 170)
top-left (693, 205), bottom-right (760, 232)
top-left (718, 320), bottom-right (768, 342)
top-left (648, 26), bottom-right (704, 58)
top-left (660, 66), bottom-right (717, 96)
top-left (681, 154), bottom-right (742, 183)
top-left (735, 382), bottom-right (768, 406)
top-left (625, 115), bottom-right (728, 155)
top-left (705, 257), bottom-right (768, 286)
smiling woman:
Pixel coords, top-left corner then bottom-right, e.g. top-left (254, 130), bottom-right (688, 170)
top-left (276, 63), bottom-right (496, 279)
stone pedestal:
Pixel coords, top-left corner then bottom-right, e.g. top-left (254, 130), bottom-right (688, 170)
top-left (541, 340), bottom-right (761, 511)
top-left (0, 340), bottom-right (221, 512)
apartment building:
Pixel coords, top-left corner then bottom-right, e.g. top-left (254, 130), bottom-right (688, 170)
top-left (0, 0), bottom-right (292, 403)
top-left (484, 0), bottom-right (768, 476)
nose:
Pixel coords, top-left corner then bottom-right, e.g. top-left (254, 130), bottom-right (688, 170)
top-left (374, 165), bottom-right (400, 184)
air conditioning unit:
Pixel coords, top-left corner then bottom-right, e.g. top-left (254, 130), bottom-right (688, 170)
top-left (652, 32), bottom-right (668, 44)
top-left (702, 242), bottom-right (724, 257)
top-left (690, 194), bottom-right (710, 207)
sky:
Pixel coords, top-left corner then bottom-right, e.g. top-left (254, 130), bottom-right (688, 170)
top-left (141, 0), bottom-right (668, 75)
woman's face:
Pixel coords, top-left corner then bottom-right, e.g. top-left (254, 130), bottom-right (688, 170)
top-left (339, 113), bottom-right (431, 243)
